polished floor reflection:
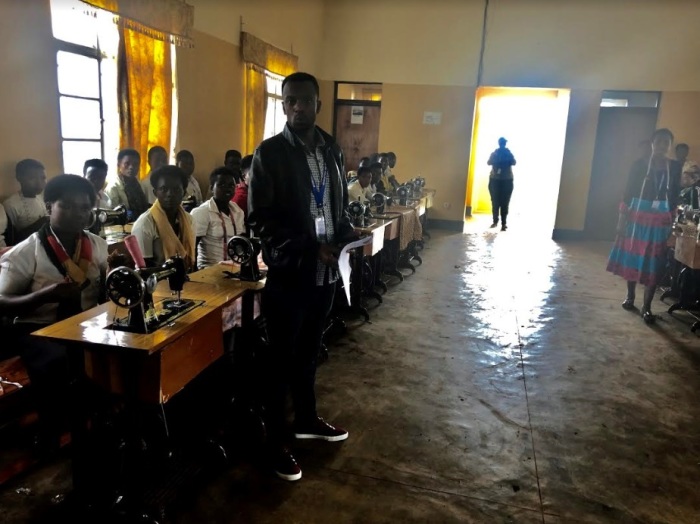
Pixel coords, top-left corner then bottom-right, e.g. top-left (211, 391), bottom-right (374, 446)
top-left (2, 223), bottom-right (700, 523)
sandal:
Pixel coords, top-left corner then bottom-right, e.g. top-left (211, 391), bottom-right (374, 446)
top-left (641, 307), bottom-right (656, 325)
top-left (621, 298), bottom-right (635, 310)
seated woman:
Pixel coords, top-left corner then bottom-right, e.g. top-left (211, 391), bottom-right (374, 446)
top-left (131, 165), bottom-right (195, 270)
top-left (191, 167), bottom-right (245, 269)
top-left (0, 174), bottom-right (108, 452)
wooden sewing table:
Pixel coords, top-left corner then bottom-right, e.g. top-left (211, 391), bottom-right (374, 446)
top-left (32, 280), bottom-right (244, 404)
top-left (347, 220), bottom-right (390, 318)
top-left (30, 273), bottom-right (264, 519)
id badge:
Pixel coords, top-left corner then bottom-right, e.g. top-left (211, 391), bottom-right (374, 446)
top-left (651, 200), bottom-right (662, 210)
top-left (315, 216), bottom-right (327, 242)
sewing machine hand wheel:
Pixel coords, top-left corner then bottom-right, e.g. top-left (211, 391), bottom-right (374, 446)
top-left (105, 267), bottom-right (146, 308)
top-left (348, 201), bottom-right (365, 217)
top-left (227, 236), bottom-right (254, 265)
top-left (372, 193), bottom-right (386, 207)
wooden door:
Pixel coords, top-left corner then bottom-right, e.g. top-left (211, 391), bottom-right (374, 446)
top-left (584, 107), bottom-right (658, 240)
top-left (334, 104), bottom-right (381, 172)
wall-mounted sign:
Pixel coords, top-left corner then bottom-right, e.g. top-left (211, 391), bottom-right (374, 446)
top-left (423, 111), bottom-right (442, 125)
top-left (351, 107), bottom-right (364, 124)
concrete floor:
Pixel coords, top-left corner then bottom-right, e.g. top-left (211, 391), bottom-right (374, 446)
top-left (2, 219), bottom-right (700, 523)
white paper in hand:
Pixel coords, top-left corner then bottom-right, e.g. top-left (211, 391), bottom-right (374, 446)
top-left (338, 236), bottom-right (374, 305)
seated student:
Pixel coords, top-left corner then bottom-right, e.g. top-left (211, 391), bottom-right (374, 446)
top-left (177, 150), bottom-right (203, 207)
top-left (106, 148), bottom-right (150, 221)
top-left (0, 174), bottom-right (107, 451)
top-left (224, 149), bottom-right (243, 179)
top-left (378, 153), bottom-right (399, 191)
top-left (141, 145), bottom-right (169, 204)
top-left (131, 165), bottom-right (195, 270)
top-left (3, 159), bottom-right (48, 244)
top-left (385, 151), bottom-right (401, 189)
top-left (232, 155), bottom-right (252, 219)
top-left (191, 167), bottom-right (245, 269)
top-left (370, 161), bottom-right (386, 194)
top-left (348, 166), bottom-right (374, 203)
top-left (83, 158), bottom-right (111, 209)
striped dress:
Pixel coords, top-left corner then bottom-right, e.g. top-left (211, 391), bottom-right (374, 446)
top-left (607, 158), bottom-right (680, 286)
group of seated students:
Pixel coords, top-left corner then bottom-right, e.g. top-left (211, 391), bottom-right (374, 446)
top-left (346, 151), bottom-right (401, 203)
top-left (0, 147), bottom-right (255, 452)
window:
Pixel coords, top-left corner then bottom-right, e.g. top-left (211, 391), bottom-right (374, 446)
top-left (263, 70), bottom-right (286, 140)
top-left (50, 0), bottom-right (119, 176)
top-left (336, 83), bottom-right (383, 102)
top-left (600, 90), bottom-right (660, 108)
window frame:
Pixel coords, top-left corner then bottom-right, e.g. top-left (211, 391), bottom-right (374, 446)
top-left (263, 70), bottom-right (286, 140)
top-left (54, 31), bottom-right (106, 171)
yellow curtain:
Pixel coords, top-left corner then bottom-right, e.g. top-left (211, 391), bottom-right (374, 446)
top-left (241, 32), bottom-right (298, 154)
top-left (245, 65), bottom-right (267, 156)
top-left (80, 0), bottom-right (194, 47)
top-left (118, 26), bottom-right (173, 180)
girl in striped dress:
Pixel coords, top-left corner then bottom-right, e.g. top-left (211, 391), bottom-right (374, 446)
top-left (607, 128), bottom-right (681, 324)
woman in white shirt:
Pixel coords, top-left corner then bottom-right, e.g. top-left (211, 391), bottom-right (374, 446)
top-left (0, 174), bottom-right (108, 453)
top-left (191, 167), bottom-right (245, 269)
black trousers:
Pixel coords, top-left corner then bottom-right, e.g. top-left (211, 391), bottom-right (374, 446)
top-left (261, 279), bottom-right (336, 444)
top-left (488, 178), bottom-right (514, 224)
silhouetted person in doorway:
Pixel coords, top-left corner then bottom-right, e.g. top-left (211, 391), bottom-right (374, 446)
top-left (487, 137), bottom-right (516, 230)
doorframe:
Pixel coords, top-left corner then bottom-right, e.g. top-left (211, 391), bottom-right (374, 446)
top-left (332, 81), bottom-right (382, 138)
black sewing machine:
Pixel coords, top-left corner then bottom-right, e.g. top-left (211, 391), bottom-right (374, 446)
top-left (88, 205), bottom-right (128, 237)
top-left (396, 185), bottom-right (410, 206)
top-left (347, 200), bottom-right (366, 227)
top-left (105, 255), bottom-right (202, 333)
top-left (371, 192), bottom-right (393, 215)
top-left (224, 236), bottom-right (265, 282)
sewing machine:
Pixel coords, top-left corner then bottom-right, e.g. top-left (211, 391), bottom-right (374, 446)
top-left (89, 205), bottom-right (128, 237)
top-left (371, 192), bottom-right (393, 215)
top-left (348, 200), bottom-right (366, 227)
top-left (225, 236), bottom-right (265, 282)
top-left (105, 255), bottom-right (201, 334)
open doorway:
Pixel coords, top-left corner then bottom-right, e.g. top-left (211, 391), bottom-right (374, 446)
top-left (465, 87), bottom-right (571, 236)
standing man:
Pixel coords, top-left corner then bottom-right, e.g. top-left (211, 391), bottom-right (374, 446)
top-left (248, 72), bottom-right (355, 482)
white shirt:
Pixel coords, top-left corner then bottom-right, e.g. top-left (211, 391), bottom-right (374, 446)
top-left (0, 204), bottom-right (7, 248)
top-left (0, 231), bottom-right (108, 324)
top-left (131, 210), bottom-right (194, 267)
top-left (191, 198), bottom-right (245, 268)
top-left (186, 176), bottom-right (203, 205)
top-left (97, 190), bottom-right (112, 210)
top-left (348, 181), bottom-right (374, 203)
top-left (3, 192), bottom-right (47, 231)
top-left (141, 174), bottom-right (156, 204)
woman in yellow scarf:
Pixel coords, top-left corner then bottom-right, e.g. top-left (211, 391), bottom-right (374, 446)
top-left (131, 165), bottom-right (196, 271)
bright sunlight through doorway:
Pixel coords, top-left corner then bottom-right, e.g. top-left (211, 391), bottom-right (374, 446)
top-left (465, 87), bottom-right (571, 237)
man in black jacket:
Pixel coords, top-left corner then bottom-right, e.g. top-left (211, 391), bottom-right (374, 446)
top-left (248, 72), bottom-right (355, 481)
